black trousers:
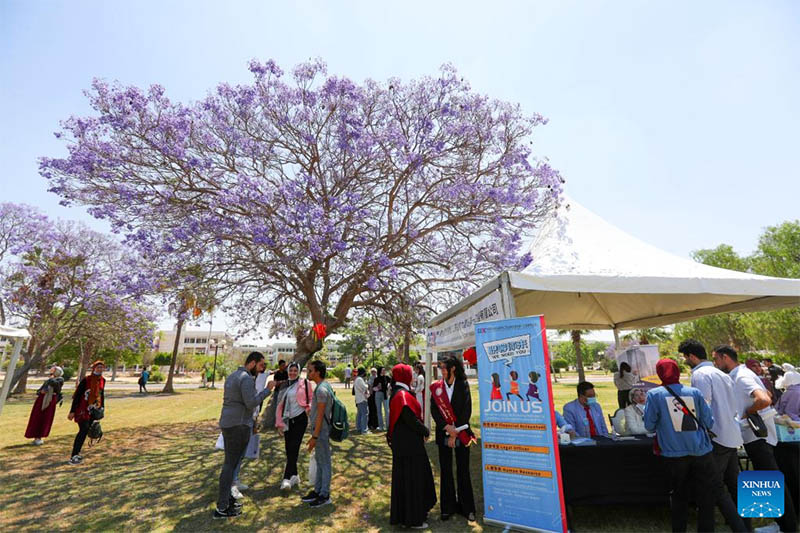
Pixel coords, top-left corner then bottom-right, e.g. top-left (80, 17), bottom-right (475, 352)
top-left (283, 412), bottom-right (308, 480)
top-left (217, 425), bottom-right (250, 511)
top-left (438, 443), bottom-right (475, 517)
top-left (744, 439), bottom-right (798, 533)
top-left (709, 443), bottom-right (747, 532)
top-left (618, 389), bottom-right (631, 409)
top-left (662, 452), bottom-right (717, 532)
top-left (71, 420), bottom-right (92, 457)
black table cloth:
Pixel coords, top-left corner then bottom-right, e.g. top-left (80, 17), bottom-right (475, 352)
top-left (558, 436), bottom-right (671, 505)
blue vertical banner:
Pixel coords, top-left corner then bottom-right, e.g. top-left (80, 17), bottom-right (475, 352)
top-left (476, 316), bottom-right (566, 533)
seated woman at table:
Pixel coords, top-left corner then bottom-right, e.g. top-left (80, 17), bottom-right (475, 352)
top-left (623, 388), bottom-right (647, 435)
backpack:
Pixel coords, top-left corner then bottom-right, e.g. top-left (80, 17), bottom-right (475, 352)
top-left (88, 420), bottom-right (103, 446)
top-left (321, 382), bottom-right (349, 442)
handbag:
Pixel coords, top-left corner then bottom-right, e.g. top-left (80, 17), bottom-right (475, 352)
top-left (244, 434), bottom-right (261, 459)
top-left (664, 385), bottom-right (717, 439)
top-left (745, 413), bottom-right (768, 438)
top-left (308, 450), bottom-right (317, 485)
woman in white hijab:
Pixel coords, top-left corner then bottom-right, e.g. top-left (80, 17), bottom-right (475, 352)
top-left (623, 387), bottom-right (648, 435)
top-left (24, 366), bottom-right (65, 445)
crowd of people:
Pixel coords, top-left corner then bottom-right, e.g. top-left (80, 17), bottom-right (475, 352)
top-left (207, 352), bottom-right (473, 528)
top-left (17, 337), bottom-right (800, 530)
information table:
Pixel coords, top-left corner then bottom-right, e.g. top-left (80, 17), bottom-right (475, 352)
top-left (558, 435), bottom-right (670, 506)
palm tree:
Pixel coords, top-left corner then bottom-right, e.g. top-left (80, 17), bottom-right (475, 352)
top-left (557, 329), bottom-right (590, 383)
top-left (622, 327), bottom-right (672, 346)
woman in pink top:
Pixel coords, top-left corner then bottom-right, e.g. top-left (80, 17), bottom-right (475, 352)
top-left (275, 362), bottom-right (314, 490)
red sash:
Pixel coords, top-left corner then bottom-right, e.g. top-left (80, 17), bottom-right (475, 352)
top-left (388, 387), bottom-right (422, 439)
top-left (430, 379), bottom-right (477, 447)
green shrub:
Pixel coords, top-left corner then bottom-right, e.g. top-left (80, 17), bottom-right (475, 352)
top-left (149, 369), bottom-right (166, 383)
top-left (329, 363), bottom-right (346, 383)
top-left (552, 359), bottom-right (569, 373)
top-left (61, 366), bottom-right (76, 381)
top-left (153, 352), bottom-right (172, 366)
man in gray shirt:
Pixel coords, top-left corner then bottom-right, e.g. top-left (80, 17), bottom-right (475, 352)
top-left (302, 360), bottom-right (334, 508)
top-left (214, 352), bottom-right (274, 519)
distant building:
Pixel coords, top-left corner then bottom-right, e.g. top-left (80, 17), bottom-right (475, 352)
top-left (154, 328), bottom-right (234, 356)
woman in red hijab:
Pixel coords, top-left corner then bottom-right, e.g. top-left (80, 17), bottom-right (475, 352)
top-left (387, 364), bottom-right (436, 529)
top-left (67, 360), bottom-right (106, 464)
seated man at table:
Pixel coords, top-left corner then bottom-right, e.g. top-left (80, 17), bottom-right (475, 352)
top-left (563, 381), bottom-right (609, 438)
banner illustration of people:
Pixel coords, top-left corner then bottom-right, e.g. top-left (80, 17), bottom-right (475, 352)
top-left (476, 316), bottom-right (566, 533)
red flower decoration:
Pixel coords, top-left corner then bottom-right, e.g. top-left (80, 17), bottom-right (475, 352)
top-left (462, 346), bottom-right (477, 365)
top-left (311, 323), bottom-right (327, 341)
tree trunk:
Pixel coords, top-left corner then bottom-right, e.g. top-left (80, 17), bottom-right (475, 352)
top-left (12, 350), bottom-right (31, 394)
top-left (111, 359), bottom-right (117, 382)
top-left (8, 341), bottom-right (42, 394)
top-left (571, 330), bottom-right (586, 383)
top-left (293, 331), bottom-right (323, 367)
top-left (402, 327), bottom-right (411, 364)
top-left (162, 318), bottom-right (185, 394)
top-left (76, 340), bottom-right (92, 387)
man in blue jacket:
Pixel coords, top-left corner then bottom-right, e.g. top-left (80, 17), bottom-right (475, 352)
top-left (644, 358), bottom-right (738, 533)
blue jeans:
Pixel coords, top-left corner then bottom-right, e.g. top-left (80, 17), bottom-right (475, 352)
top-left (314, 434), bottom-right (331, 498)
top-left (374, 391), bottom-right (388, 429)
top-left (356, 401), bottom-right (368, 433)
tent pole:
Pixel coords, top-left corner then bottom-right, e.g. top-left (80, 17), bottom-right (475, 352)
top-left (0, 338), bottom-right (24, 417)
top-left (613, 328), bottom-right (620, 355)
top-left (500, 272), bottom-right (517, 318)
top-left (424, 347), bottom-right (432, 429)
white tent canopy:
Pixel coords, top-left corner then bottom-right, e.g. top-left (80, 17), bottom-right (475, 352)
top-left (428, 198), bottom-right (800, 352)
top-left (0, 325), bottom-right (31, 417)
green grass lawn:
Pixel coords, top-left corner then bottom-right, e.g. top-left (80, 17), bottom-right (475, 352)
top-left (0, 380), bottom-right (748, 532)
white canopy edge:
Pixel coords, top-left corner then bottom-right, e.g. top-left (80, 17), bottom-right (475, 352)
top-left (0, 325), bottom-right (31, 339)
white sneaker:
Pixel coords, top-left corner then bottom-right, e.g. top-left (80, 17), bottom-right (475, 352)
top-left (280, 479), bottom-right (291, 491)
top-left (289, 475), bottom-right (300, 488)
top-left (33, 439), bottom-right (43, 446)
top-left (230, 485), bottom-right (243, 499)
top-left (236, 482), bottom-right (248, 491)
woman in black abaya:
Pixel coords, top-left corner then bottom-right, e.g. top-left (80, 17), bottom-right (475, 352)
top-left (367, 367), bottom-right (379, 430)
top-left (387, 363), bottom-right (436, 529)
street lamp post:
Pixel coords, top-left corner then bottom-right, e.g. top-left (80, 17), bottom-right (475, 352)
top-left (210, 338), bottom-right (225, 389)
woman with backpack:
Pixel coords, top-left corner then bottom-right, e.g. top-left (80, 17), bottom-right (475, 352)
top-left (276, 362), bottom-right (314, 491)
top-left (68, 360), bottom-right (106, 465)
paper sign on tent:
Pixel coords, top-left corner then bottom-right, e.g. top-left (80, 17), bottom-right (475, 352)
top-left (483, 334), bottom-right (531, 365)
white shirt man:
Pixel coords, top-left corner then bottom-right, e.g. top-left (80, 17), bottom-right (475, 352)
top-left (354, 374), bottom-right (369, 404)
top-left (690, 361), bottom-right (743, 449)
top-left (728, 364), bottom-right (777, 446)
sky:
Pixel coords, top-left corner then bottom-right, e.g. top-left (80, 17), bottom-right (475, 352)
top-left (1, 1), bottom-right (799, 336)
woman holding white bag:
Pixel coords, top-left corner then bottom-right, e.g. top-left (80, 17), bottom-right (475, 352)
top-left (276, 362), bottom-right (314, 491)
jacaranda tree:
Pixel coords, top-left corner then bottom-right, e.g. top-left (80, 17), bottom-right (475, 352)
top-left (0, 205), bottom-right (155, 392)
top-left (41, 59), bottom-right (563, 364)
